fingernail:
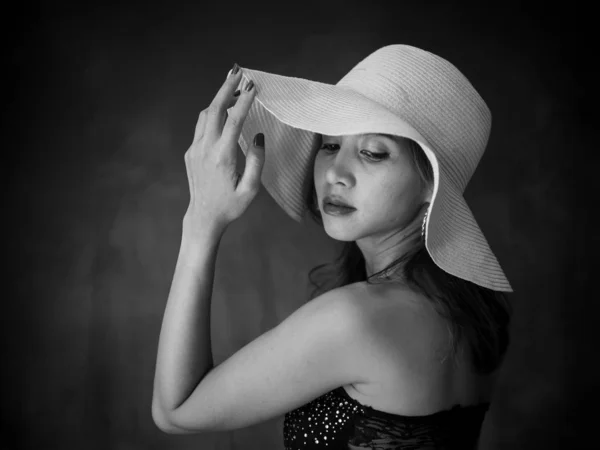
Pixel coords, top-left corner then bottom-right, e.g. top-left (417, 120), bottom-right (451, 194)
top-left (233, 89), bottom-right (240, 97)
top-left (254, 133), bottom-right (264, 148)
top-left (245, 80), bottom-right (254, 92)
top-left (232, 63), bottom-right (240, 75)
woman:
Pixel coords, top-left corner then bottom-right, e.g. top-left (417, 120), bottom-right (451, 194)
top-left (152, 45), bottom-right (513, 449)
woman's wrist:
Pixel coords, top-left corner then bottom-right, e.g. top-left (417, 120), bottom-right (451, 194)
top-left (182, 210), bottom-right (226, 242)
top-left (178, 215), bottom-right (224, 267)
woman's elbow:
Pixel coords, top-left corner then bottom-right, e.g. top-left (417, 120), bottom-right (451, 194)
top-left (151, 402), bottom-right (200, 435)
top-left (152, 401), bottom-right (181, 434)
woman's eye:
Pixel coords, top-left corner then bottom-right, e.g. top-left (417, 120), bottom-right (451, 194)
top-left (319, 144), bottom-right (388, 161)
top-left (362, 151), bottom-right (388, 161)
top-left (320, 143), bottom-right (338, 152)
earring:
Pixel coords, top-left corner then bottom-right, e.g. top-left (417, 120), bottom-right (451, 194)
top-left (421, 208), bottom-right (429, 238)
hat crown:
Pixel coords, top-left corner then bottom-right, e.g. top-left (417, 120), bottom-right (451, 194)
top-left (336, 45), bottom-right (491, 192)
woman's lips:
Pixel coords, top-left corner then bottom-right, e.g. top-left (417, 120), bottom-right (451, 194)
top-left (323, 203), bottom-right (356, 216)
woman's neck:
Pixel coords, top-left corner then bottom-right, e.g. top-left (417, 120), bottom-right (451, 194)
top-left (359, 227), bottom-right (422, 279)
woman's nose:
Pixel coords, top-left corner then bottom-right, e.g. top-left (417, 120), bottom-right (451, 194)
top-left (325, 148), bottom-right (355, 186)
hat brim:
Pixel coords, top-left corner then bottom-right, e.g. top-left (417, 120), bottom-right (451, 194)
top-left (232, 68), bottom-right (513, 293)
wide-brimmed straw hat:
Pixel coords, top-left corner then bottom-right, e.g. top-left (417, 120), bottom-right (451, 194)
top-left (230, 44), bottom-right (512, 293)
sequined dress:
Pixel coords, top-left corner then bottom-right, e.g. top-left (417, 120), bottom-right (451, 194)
top-left (283, 386), bottom-right (490, 449)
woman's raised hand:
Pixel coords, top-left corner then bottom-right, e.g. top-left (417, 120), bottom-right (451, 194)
top-left (183, 63), bottom-right (265, 237)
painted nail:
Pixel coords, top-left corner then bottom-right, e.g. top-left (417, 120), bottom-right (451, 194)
top-left (233, 90), bottom-right (240, 97)
top-left (232, 63), bottom-right (240, 75)
top-left (254, 133), bottom-right (264, 148)
top-left (244, 80), bottom-right (254, 92)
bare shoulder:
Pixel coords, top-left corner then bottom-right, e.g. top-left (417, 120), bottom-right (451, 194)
top-left (350, 281), bottom-right (449, 338)
top-left (344, 281), bottom-right (497, 411)
top-left (296, 282), bottom-right (375, 331)
top-left (345, 281), bottom-right (455, 369)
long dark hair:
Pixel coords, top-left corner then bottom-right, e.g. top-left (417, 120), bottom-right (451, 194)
top-left (305, 136), bottom-right (512, 375)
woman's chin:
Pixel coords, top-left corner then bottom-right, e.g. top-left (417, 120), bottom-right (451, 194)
top-left (322, 221), bottom-right (360, 242)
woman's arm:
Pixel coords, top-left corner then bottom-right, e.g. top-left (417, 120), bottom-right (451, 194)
top-left (152, 64), bottom-right (262, 420)
top-left (152, 220), bottom-right (223, 425)
top-left (152, 270), bottom-right (377, 434)
top-left (151, 66), bottom-right (396, 435)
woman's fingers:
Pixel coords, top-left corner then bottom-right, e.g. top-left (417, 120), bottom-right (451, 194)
top-left (221, 80), bottom-right (256, 154)
top-left (194, 87), bottom-right (241, 145)
top-left (193, 109), bottom-right (207, 143)
top-left (219, 90), bottom-right (242, 132)
top-left (204, 64), bottom-right (243, 139)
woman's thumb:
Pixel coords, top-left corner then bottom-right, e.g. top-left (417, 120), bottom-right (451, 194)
top-left (237, 133), bottom-right (265, 194)
top-left (249, 133), bottom-right (265, 169)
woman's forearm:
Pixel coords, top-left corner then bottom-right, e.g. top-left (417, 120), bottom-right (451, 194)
top-left (152, 219), bottom-right (225, 413)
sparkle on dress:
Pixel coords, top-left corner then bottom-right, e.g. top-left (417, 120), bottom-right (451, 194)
top-left (283, 386), bottom-right (490, 449)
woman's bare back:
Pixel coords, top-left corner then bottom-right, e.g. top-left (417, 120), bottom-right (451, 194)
top-left (340, 281), bottom-right (499, 417)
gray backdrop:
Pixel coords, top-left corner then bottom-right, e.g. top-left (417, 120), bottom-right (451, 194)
top-left (4, 1), bottom-right (592, 449)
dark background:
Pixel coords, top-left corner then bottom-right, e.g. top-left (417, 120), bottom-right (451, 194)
top-left (3, 1), bottom-right (594, 449)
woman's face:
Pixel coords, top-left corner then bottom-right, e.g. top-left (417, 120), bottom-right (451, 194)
top-left (313, 133), bottom-right (429, 242)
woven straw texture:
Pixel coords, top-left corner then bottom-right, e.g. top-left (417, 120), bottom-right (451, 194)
top-left (231, 45), bottom-right (512, 292)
